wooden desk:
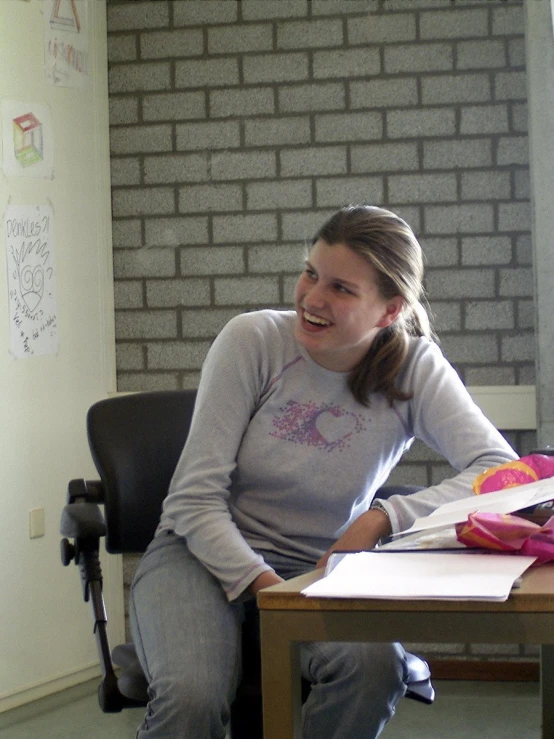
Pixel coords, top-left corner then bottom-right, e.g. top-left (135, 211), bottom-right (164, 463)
top-left (258, 565), bottom-right (554, 739)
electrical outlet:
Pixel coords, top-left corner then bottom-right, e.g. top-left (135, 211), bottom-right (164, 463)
top-left (29, 507), bottom-right (45, 539)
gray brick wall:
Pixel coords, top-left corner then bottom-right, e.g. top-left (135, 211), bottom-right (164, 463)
top-left (108, 0), bottom-right (537, 662)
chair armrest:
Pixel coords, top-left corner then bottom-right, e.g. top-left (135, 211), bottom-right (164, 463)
top-left (60, 501), bottom-right (106, 539)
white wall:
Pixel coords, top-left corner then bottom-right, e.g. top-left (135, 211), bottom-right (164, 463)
top-left (0, 0), bottom-right (121, 711)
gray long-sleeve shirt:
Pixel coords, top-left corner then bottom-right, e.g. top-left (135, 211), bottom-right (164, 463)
top-left (159, 310), bottom-right (517, 600)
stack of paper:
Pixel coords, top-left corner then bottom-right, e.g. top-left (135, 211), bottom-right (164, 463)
top-left (302, 551), bottom-right (535, 602)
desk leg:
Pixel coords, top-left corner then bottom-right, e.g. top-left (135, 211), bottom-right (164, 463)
top-left (541, 645), bottom-right (554, 739)
top-left (260, 611), bottom-right (302, 739)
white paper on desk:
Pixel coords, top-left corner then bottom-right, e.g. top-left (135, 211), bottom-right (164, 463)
top-left (302, 552), bottom-right (536, 601)
top-left (391, 477), bottom-right (554, 538)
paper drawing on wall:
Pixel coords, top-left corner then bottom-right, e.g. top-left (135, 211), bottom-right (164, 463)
top-left (4, 205), bottom-right (59, 358)
top-left (1, 100), bottom-right (54, 179)
top-left (44, 0), bottom-right (89, 88)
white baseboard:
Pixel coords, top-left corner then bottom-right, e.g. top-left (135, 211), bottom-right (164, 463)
top-left (0, 663), bottom-right (101, 715)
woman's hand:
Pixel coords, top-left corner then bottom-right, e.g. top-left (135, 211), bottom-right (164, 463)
top-left (316, 508), bottom-right (391, 570)
top-left (247, 570), bottom-right (285, 596)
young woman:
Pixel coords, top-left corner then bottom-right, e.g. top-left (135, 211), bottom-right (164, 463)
top-left (130, 205), bottom-right (517, 738)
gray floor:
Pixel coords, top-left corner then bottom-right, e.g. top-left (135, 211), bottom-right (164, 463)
top-left (0, 679), bottom-right (541, 738)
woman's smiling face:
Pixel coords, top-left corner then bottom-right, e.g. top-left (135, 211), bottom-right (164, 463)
top-left (294, 240), bottom-right (403, 372)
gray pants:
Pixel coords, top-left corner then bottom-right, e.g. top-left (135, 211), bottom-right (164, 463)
top-left (130, 532), bottom-right (408, 739)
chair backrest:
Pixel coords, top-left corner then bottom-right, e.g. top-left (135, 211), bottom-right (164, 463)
top-left (87, 389), bottom-right (196, 554)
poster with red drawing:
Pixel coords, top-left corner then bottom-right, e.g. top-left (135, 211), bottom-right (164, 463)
top-left (43, 0), bottom-right (89, 88)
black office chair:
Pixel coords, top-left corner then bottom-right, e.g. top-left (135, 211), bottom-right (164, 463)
top-left (60, 390), bottom-right (434, 738)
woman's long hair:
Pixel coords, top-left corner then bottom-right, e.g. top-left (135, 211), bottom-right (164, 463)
top-left (312, 205), bottom-right (435, 407)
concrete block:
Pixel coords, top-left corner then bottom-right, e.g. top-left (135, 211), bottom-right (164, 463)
top-left (311, 1), bottom-right (376, 16)
top-left (175, 58), bottom-right (239, 89)
top-left (420, 8), bottom-right (488, 40)
top-left (281, 210), bottom-right (336, 242)
top-left (116, 343), bottom-right (145, 371)
top-left (243, 53), bottom-right (309, 84)
top-left (282, 275), bottom-right (298, 304)
top-left (180, 246), bottom-right (245, 275)
top-left (420, 237), bottom-right (459, 267)
top-left (145, 216), bottom-right (208, 247)
top-left (208, 23), bottom-right (273, 55)
top-left (214, 276), bottom-right (280, 305)
top-left (516, 234), bottom-right (532, 265)
top-left (350, 78), bottom-right (418, 109)
top-left (316, 176), bottom-right (383, 208)
top-left (456, 40), bottom-right (506, 70)
top-left (422, 74), bottom-right (491, 105)
top-left (107, 1), bottom-right (169, 31)
top-left (117, 372), bottom-right (180, 392)
top-left (210, 87), bottom-right (275, 118)
top-left (109, 97), bottom-right (139, 125)
top-left (173, 0), bottom-right (238, 26)
top-left (210, 150), bottom-right (277, 180)
top-left (110, 158), bottom-right (141, 187)
top-left (313, 48), bottom-right (381, 79)
top-left (248, 244), bottom-right (306, 273)
top-left (439, 333), bottom-right (499, 364)
top-left (426, 268), bottom-right (495, 299)
top-left (508, 38), bottom-right (526, 68)
top-left (498, 202), bottom-right (531, 233)
top-left (517, 299), bottom-right (535, 330)
top-left (108, 35), bottom-right (137, 63)
top-left (280, 146), bottom-right (347, 176)
top-left (352, 142), bottom-right (419, 173)
top-left (518, 365), bottom-right (536, 385)
top-left (424, 138), bottom-right (492, 169)
top-left (465, 366), bottom-right (515, 386)
top-left (425, 204), bottom-right (494, 234)
top-left (109, 62), bottom-right (171, 93)
top-left (501, 332), bottom-right (536, 363)
top-left (461, 236), bottom-right (512, 266)
top-left (387, 108), bottom-right (455, 138)
top-left (499, 267), bottom-right (534, 297)
top-left (112, 188), bottom-right (175, 218)
top-left (465, 300), bottom-right (514, 330)
top-left (178, 183), bottom-right (243, 213)
top-left (278, 82), bottom-right (345, 113)
top-left (180, 308), bottom-right (241, 338)
top-left (242, 0), bottom-right (309, 20)
top-left (497, 136), bottom-right (528, 166)
top-left (112, 219), bottom-right (142, 248)
top-left (494, 70), bottom-right (528, 101)
top-left (114, 281), bottom-right (144, 309)
top-left (460, 104), bottom-right (509, 135)
top-left (110, 124), bottom-right (172, 155)
top-left (212, 213), bottom-right (278, 243)
top-left (347, 12), bottom-right (416, 44)
top-left (244, 117), bottom-right (311, 146)
top-left (511, 103), bottom-right (528, 133)
top-left (114, 248), bottom-right (176, 279)
top-left (388, 173), bottom-right (457, 204)
top-left (276, 19), bottom-right (343, 49)
top-left (147, 341), bottom-right (211, 370)
top-left (428, 301), bottom-right (461, 332)
top-left (146, 278), bottom-right (211, 307)
top-left (116, 310), bottom-right (177, 339)
top-left (144, 153), bottom-right (208, 184)
top-left (176, 121), bottom-right (241, 151)
top-left (143, 91), bottom-right (206, 122)
top-left (314, 111), bottom-right (382, 142)
top-left (140, 29), bottom-right (203, 59)
top-left (492, 5), bottom-right (525, 37)
top-left (247, 180), bottom-right (313, 210)
top-left (385, 43), bottom-right (453, 74)
top-left (461, 171), bottom-right (511, 201)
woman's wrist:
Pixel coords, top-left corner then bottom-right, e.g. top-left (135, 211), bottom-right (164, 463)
top-left (247, 570), bottom-right (284, 596)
